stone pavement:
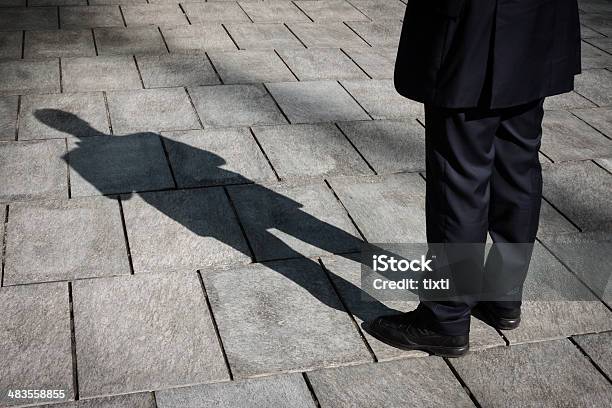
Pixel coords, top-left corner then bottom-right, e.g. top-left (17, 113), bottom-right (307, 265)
top-left (0, 0), bottom-right (611, 406)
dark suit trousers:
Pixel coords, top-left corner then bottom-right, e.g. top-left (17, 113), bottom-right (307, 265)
top-left (420, 98), bottom-right (545, 335)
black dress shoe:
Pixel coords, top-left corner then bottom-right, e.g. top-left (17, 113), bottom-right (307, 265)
top-left (364, 312), bottom-right (469, 358)
top-left (472, 302), bottom-right (521, 330)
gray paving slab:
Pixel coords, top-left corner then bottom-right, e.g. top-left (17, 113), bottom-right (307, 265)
top-left (450, 339), bottom-right (612, 407)
top-left (541, 110), bottom-right (612, 162)
top-left (161, 127), bottom-right (276, 187)
top-left (19, 92), bottom-right (109, 140)
top-left (277, 48), bottom-right (367, 81)
top-left (266, 80), bottom-right (370, 123)
top-left (287, 22), bottom-right (367, 48)
top-left (227, 180), bottom-right (362, 260)
top-left (183, 2), bottom-right (250, 23)
top-left (328, 173), bottom-right (427, 242)
top-left (308, 357), bottom-right (474, 408)
top-left (347, 0), bottom-right (406, 21)
top-left (586, 36), bottom-right (612, 54)
top-left (30, 0), bottom-right (85, 5)
top-left (156, 374), bottom-right (315, 408)
top-left (337, 119), bottom-right (424, 173)
top-left (107, 87), bottom-right (200, 133)
top-left (0, 7), bottom-right (58, 30)
top-left (0, 95), bottom-right (18, 141)
top-left (581, 13), bottom-right (612, 36)
top-left (137, 54), bottom-right (220, 88)
top-left (345, 20), bottom-right (401, 48)
top-left (67, 133), bottom-right (175, 196)
top-left (574, 331), bottom-right (612, 379)
top-left (0, 283), bottom-right (73, 407)
top-left (122, 4), bottom-right (189, 27)
top-left (579, 0), bottom-right (612, 13)
top-left (575, 68), bottom-right (612, 106)
top-left (38, 393), bottom-right (156, 408)
top-left (208, 49), bottom-right (297, 84)
top-left (239, 1), bottom-right (310, 23)
top-left (294, 0), bottom-right (368, 22)
top-left (0, 139), bottom-right (67, 203)
top-left (163, 24), bottom-right (237, 53)
top-left (252, 123), bottom-right (371, 179)
top-left (342, 47), bottom-right (396, 79)
top-left (225, 23), bottom-right (304, 50)
top-left (543, 91), bottom-right (597, 110)
top-left (572, 106), bottom-right (612, 138)
top-left (0, 59), bottom-right (60, 96)
top-left (73, 272), bottom-right (230, 397)
top-left (0, 31), bottom-right (22, 60)
top-left (342, 79), bottom-right (424, 121)
top-left (537, 199), bottom-right (580, 236)
top-left (581, 23), bottom-right (605, 39)
top-left (189, 84), bottom-right (287, 128)
top-left (4, 197), bottom-right (130, 284)
top-left (202, 259), bottom-right (372, 378)
top-left (24, 29), bottom-right (95, 58)
top-left (94, 26), bottom-right (167, 55)
top-left (62, 55), bottom-right (142, 92)
top-left (59, 5), bottom-right (124, 29)
top-left (581, 40), bottom-right (612, 69)
top-left (543, 161), bottom-right (611, 231)
top-left (122, 188), bottom-right (252, 273)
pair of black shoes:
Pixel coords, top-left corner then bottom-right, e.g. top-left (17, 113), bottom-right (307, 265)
top-left (365, 302), bottom-right (520, 358)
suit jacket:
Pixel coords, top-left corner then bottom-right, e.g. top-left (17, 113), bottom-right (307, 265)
top-left (394, 0), bottom-right (581, 109)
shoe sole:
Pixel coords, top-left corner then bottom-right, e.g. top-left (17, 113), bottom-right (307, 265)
top-left (364, 323), bottom-right (469, 358)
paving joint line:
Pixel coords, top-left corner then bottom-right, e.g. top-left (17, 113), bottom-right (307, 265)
top-left (337, 80), bottom-right (374, 120)
top-left (158, 27), bottom-right (171, 53)
top-left (0, 206), bottom-right (9, 288)
top-left (117, 198), bottom-right (135, 275)
top-left (159, 135), bottom-right (179, 189)
top-left (592, 159), bottom-right (612, 175)
top-left (68, 281), bottom-right (80, 401)
top-left (274, 49), bottom-right (300, 81)
top-left (118, 5), bottom-right (128, 27)
top-left (290, 2), bottom-right (314, 23)
top-left (342, 20), bottom-right (373, 47)
top-left (20, 30), bottom-right (25, 59)
top-left (261, 82), bottom-right (292, 125)
top-left (58, 57), bottom-right (64, 93)
top-left (102, 91), bottom-right (114, 135)
top-left (283, 23), bottom-right (308, 48)
top-left (323, 179), bottom-right (368, 242)
top-left (133, 55), bottom-right (146, 88)
top-left (569, 110), bottom-right (612, 141)
top-left (333, 122), bottom-right (377, 175)
top-left (569, 336), bottom-right (612, 385)
top-left (178, 3), bottom-right (191, 25)
top-left (339, 47), bottom-right (373, 80)
top-left (221, 23), bottom-right (241, 50)
top-left (183, 87), bottom-right (205, 128)
top-left (64, 138), bottom-right (72, 199)
top-left (540, 195), bottom-right (583, 232)
top-left (92, 28), bottom-right (99, 56)
top-left (222, 186), bottom-right (257, 263)
top-left (301, 372), bottom-right (322, 408)
top-left (14, 95), bottom-right (21, 141)
top-left (204, 52), bottom-right (225, 85)
top-left (443, 358), bottom-right (483, 408)
top-left (235, 2), bottom-right (254, 23)
top-left (248, 127), bottom-right (282, 181)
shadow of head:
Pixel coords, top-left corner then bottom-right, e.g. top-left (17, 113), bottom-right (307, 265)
top-left (35, 109), bottom-right (106, 138)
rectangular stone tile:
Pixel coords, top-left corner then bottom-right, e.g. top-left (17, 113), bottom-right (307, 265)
top-left (62, 55), bottom-right (142, 92)
top-left (347, 0), bottom-right (406, 21)
top-left (541, 110), bottom-right (612, 162)
top-left (73, 272), bottom-right (229, 397)
top-left (575, 69), bottom-right (612, 106)
top-left (19, 92), bottom-right (110, 140)
top-left (581, 13), bottom-right (612, 36)
top-left (203, 259), bottom-right (372, 378)
top-left (581, 40), bottom-right (612, 69)
top-left (321, 256), bottom-right (504, 361)
top-left (208, 49), bottom-right (297, 84)
top-left (225, 23), bottom-right (304, 50)
top-left (227, 180), bottom-right (362, 261)
top-left (107, 87), bottom-right (200, 133)
top-left (543, 161), bottom-right (611, 231)
top-left (4, 197), bottom-right (130, 284)
top-left (0, 139), bottom-right (67, 203)
top-left (0, 59), bottom-right (60, 95)
top-left (266, 80), bottom-right (370, 123)
top-left (308, 358), bottom-right (473, 408)
top-left (328, 173), bottom-right (427, 242)
top-left (0, 283), bottom-right (73, 407)
top-left (252, 123), bottom-right (371, 179)
top-left (345, 20), bottom-right (401, 48)
top-left (59, 5), bottom-right (124, 29)
top-left (0, 95), bottom-right (18, 140)
top-left (94, 26), bottom-right (167, 55)
top-left (137, 54), bottom-right (220, 88)
top-left (122, 4), bottom-right (189, 27)
top-left (537, 199), bottom-right (580, 237)
top-left (288, 22), bottom-right (367, 48)
top-left (343, 47), bottom-right (396, 79)
top-left (450, 340), bottom-right (612, 407)
top-left (579, 0), bottom-right (612, 13)
top-left (338, 120), bottom-right (424, 173)
top-left (189, 84), bottom-right (287, 128)
top-left (277, 48), bottom-right (367, 81)
top-left (573, 332), bottom-right (612, 379)
top-left (572, 106), bottom-right (612, 138)
top-left (239, 1), bottom-right (309, 23)
top-left (341, 79), bottom-right (423, 120)
top-left (122, 188), bottom-right (252, 273)
top-left (0, 7), bottom-right (58, 30)
top-left (37, 393), bottom-right (156, 408)
top-left (67, 134), bottom-right (175, 196)
top-left (0, 31), bottom-right (22, 59)
top-left (156, 374), bottom-right (315, 408)
top-left (163, 24), bottom-right (237, 53)
top-left (543, 91), bottom-right (597, 110)
top-left (183, 2), bottom-right (250, 23)
top-left (161, 127), bottom-right (276, 187)
top-left (586, 36), bottom-right (612, 54)
top-left (24, 29), bottom-right (95, 58)
top-left (295, 0), bottom-right (368, 22)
